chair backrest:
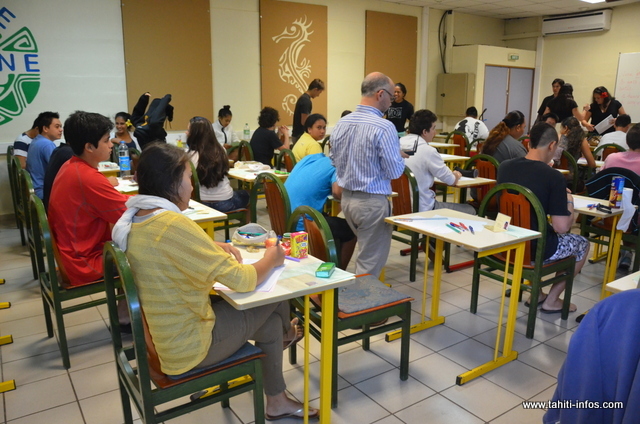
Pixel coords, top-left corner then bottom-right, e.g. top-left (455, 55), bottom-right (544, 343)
top-left (189, 161), bottom-right (201, 201)
top-left (321, 135), bottom-right (330, 153)
top-left (287, 205), bottom-right (338, 264)
top-left (18, 169), bottom-right (34, 229)
top-left (129, 148), bottom-right (141, 174)
top-left (467, 138), bottom-right (484, 156)
top-left (7, 147), bottom-right (19, 214)
top-left (251, 173), bottom-right (291, 235)
top-left (238, 140), bottom-right (254, 162)
top-left (390, 166), bottom-right (419, 216)
top-left (276, 148), bottom-right (296, 172)
top-left (463, 154), bottom-right (498, 204)
top-left (519, 135), bottom-right (530, 151)
top-left (29, 193), bottom-right (67, 295)
top-left (586, 167), bottom-right (640, 233)
top-left (445, 131), bottom-right (468, 157)
top-left (557, 150), bottom-right (579, 193)
top-left (593, 143), bottom-right (626, 160)
top-left (479, 183), bottom-right (549, 266)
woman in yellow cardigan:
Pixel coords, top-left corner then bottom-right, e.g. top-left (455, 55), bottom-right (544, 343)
top-left (112, 143), bottom-right (318, 421)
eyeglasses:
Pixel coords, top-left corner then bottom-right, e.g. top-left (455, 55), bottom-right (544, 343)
top-left (380, 89), bottom-right (395, 99)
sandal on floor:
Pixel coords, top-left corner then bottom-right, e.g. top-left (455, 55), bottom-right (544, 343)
top-left (524, 294), bottom-right (547, 308)
top-left (283, 325), bottom-right (303, 350)
top-left (266, 407), bottom-right (319, 421)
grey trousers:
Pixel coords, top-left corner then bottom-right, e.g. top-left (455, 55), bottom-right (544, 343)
top-left (341, 189), bottom-right (393, 278)
top-left (196, 298), bottom-right (291, 396)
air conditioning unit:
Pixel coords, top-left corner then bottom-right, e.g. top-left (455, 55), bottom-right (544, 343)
top-left (542, 9), bottom-right (612, 36)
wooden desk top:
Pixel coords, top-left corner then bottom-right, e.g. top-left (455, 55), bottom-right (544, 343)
top-left (605, 271), bottom-right (640, 294)
top-left (215, 251), bottom-right (355, 310)
top-left (386, 209), bottom-right (540, 253)
top-left (433, 176), bottom-right (495, 188)
top-left (429, 142), bottom-right (454, 148)
top-left (440, 154), bottom-right (470, 162)
top-left (184, 199), bottom-right (227, 223)
top-left (577, 157), bottom-right (605, 168)
top-left (573, 195), bottom-right (625, 218)
top-left (228, 168), bottom-right (288, 182)
top-left (115, 178), bottom-right (138, 194)
top-left (98, 162), bottom-right (120, 174)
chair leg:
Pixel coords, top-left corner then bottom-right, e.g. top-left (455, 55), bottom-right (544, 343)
top-left (399, 305), bottom-right (410, 381)
top-left (470, 256), bottom-right (481, 314)
top-left (409, 232), bottom-right (418, 282)
top-left (55, 307), bottom-right (71, 369)
top-left (221, 381), bottom-right (230, 408)
top-left (119, 382), bottom-right (135, 424)
top-left (362, 324), bottom-right (370, 351)
top-left (253, 361), bottom-right (266, 424)
top-left (560, 269), bottom-right (574, 321)
top-left (525, 280), bottom-right (540, 339)
top-left (28, 244), bottom-right (38, 280)
top-left (18, 219), bottom-right (25, 246)
top-left (224, 219), bottom-right (231, 242)
top-left (42, 295), bottom-right (54, 338)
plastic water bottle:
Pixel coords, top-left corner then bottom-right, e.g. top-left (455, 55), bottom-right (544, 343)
top-left (243, 123), bottom-right (250, 140)
top-left (118, 140), bottom-right (131, 178)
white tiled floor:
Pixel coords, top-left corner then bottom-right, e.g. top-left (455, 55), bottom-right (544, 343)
top-left (0, 204), bottom-right (618, 423)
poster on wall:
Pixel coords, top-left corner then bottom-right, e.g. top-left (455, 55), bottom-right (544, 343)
top-left (0, 6), bottom-right (40, 127)
top-left (259, 0), bottom-right (327, 126)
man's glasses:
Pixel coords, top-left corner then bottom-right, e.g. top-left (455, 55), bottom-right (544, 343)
top-left (380, 88), bottom-right (395, 99)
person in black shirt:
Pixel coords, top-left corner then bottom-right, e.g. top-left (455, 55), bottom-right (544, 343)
top-left (250, 107), bottom-right (290, 166)
top-left (536, 78), bottom-right (563, 123)
top-left (581, 86), bottom-right (626, 135)
top-left (545, 83), bottom-right (582, 123)
top-left (292, 78), bottom-right (324, 143)
top-left (498, 123), bottom-right (589, 314)
top-left (385, 82), bottom-right (414, 133)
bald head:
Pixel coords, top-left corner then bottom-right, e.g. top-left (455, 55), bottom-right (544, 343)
top-left (361, 72), bottom-right (394, 97)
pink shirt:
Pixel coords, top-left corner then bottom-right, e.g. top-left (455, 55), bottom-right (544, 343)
top-left (602, 151), bottom-right (640, 175)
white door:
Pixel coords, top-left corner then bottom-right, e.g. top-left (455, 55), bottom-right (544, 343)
top-left (482, 66), bottom-right (509, 132)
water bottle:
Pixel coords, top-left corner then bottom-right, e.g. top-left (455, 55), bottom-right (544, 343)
top-left (243, 123), bottom-right (250, 140)
top-left (118, 140), bottom-right (131, 178)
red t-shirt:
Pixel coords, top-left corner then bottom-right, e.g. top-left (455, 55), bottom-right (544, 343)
top-left (48, 156), bottom-right (128, 285)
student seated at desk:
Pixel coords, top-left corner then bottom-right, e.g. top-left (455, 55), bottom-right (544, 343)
top-left (186, 116), bottom-right (249, 212)
top-left (482, 110), bottom-right (527, 164)
top-left (400, 109), bottom-right (475, 215)
top-left (596, 114), bottom-right (631, 152)
top-left (250, 107), bottom-right (290, 166)
top-left (553, 117), bottom-right (596, 168)
top-left (498, 123), bottom-right (590, 313)
top-left (111, 143), bottom-right (317, 421)
top-left (284, 153), bottom-right (356, 269)
top-left (213, 105), bottom-right (240, 149)
top-left (26, 111), bottom-right (63, 199)
top-left (602, 125), bottom-right (640, 175)
top-left (110, 112), bottom-right (140, 150)
top-left (291, 113), bottom-right (325, 162)
top-left (13, 117), bottom-right (39, 169)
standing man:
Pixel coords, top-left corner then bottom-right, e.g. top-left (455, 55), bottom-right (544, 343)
top-left (330, 72), bottom-right (405, 277)
top-left (292, 78), bottom-right (324, 144)
top-left (26, 111), bottom-right (63, 199)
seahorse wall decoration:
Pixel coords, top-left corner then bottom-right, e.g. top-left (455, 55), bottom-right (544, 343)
top-left (272, 16), bottom-right (313, 116)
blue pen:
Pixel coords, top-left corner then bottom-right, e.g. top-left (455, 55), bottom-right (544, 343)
top-left (469, 226), bottom-right (475, 235)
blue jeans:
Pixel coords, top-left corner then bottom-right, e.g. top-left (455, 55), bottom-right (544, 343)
top-left (202, 190), bottom-right (250, 212)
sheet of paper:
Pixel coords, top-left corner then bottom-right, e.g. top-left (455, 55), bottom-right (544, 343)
top-left (393, 215), bottom-right (487, 234)
top-left (573, 197), bottom-right (597, 209)
top-left (594, 114), bottom-right (613, 134)
top-left (213, 259), bottom-right (285, 292)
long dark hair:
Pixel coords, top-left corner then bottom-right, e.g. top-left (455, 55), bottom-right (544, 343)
top-left (137, 143), bottom-right (190, 205)
top-left (186, 116), bottom-right (229, 188)
top-left (592, 86), bottom-right (614, 109)
top-left (561, 117), bottom-right (584, 158)
top-left (556, 83), bottom-right (576, 112)
top-left (482, 111), bottom-right (525, 155)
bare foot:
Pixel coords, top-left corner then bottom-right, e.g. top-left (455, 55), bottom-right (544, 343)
top-left (266, 392), bottom-right (319, 420)
top-left (283, 318), bottom-right (303, 350)
top-left (541, 299), bottom-right (577, 313)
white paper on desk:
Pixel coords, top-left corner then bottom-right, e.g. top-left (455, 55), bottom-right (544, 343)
top-left (458, 176), bottom-right (474, 182)
top-left (617, 188), bottom-right (634, 232)
top-left (594, 115), bottom-right (614, 134)
top-left (573, 197), bottom-right (596, 210)
top-left (213, 259), bottom-right (285, 292)
top-left (394, 215), bottom-right (486, 234)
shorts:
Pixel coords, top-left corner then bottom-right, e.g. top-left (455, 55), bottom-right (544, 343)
top-left (545, 233), bottom-right (589, 263)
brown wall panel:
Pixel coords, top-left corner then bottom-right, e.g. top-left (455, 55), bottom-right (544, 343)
top-left (121, 0), bottom-right (213, 130)
top-left (260, 0), bottom-right (327, 126)
top-left (365, 11), bottom-right (417, 106)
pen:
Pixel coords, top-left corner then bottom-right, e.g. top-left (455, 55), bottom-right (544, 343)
top-left (469, 226), bottom-right (475, 235)
top-left (458, 222), bottom-right (469, 231)
top-left (285, 255), bottom-right (300, 262)
top-left (449, 222), bottom-right (463, 231)
top-left (446, 223), bottom-right (462, 234)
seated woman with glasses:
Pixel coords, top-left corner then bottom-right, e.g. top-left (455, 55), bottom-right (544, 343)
top-left (186, 116), bottom-right (249, 212)
top-left (111, 143), bottom-right (317, 421)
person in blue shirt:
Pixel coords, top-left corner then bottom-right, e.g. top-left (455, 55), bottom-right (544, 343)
top-left (284, 153), bottom-right (356, 269)
top-left (26, 111), bottom-right (63, 199)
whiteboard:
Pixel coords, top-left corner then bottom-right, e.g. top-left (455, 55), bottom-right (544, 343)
top-left (614, 52), bottom-right (640, 122)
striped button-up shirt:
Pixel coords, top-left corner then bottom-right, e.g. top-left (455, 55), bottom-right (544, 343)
top-left (330, 105), bottom-right (404, 195)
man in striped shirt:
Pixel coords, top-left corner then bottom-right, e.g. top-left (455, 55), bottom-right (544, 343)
top-left (330, 72), bottom-right (405, 277)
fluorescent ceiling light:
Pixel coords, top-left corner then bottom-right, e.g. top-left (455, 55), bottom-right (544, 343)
top-left (580, 0), bottom-right (605, 3)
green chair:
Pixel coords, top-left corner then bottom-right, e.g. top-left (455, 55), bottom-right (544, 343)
top-left (557, 150), bottom-right (580, 194)
top-left (286, 206), bottom-right (413, 408)
top-left (238, 140), bottom-right (254, 162)
top-left (249, 173), bottom-right (290, 236)
top-left (103, 242), bottom-right (266, 424)
top-left (18, 170), bottom-right (38, 279)
top-left (593, 143), bottom-right (625, 160)
top-left (444, 130), bottom-right (469, 157)
top-left (390, 166), bottom-right (421, 282)
top-left (10, 155), bottom-right (26, 246)
top-left (30, 194), bottom-right (110, 369)
top-left (467, 137), bottom-right (484, 156)
top-left (321, 135), bottom-right (330, 152)
top-left (275, 148), bottom-right (296, 172)
top-left (189, 161), bottom-right (202, 202)
top-left (470, 183), bottom-right (576, 339)
top-left (6, 146), bottom-right (24, 244)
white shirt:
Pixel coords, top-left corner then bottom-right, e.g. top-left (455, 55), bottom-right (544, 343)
top-left (596, 130), bottom-right (628, 152)
top-left (401, 134), bottom-right (456, 211)
top-left (212, 120), bottom-right (240, 146)
top-left (188, 151), bottom-right (233, 202)
top-left (453, 117), bottom-right (489, 142)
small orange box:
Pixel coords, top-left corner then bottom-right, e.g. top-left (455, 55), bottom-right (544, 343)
top-left (290, 231), bottom-right (308, 258)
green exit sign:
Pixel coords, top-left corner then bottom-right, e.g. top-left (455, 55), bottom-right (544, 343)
top-left (508, 54), bottom-right (519, 61)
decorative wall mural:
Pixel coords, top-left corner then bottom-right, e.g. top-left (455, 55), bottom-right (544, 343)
top-left (259, 0), bottom-right (326, 126)
top-left (272, 17), bottom-right (313, 116)
top-left (0, 7), bottom-right (40, 126)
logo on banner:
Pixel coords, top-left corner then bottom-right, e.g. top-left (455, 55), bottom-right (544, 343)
top-left (0, 7), bottom-right (40, 126)
top-left (272, 16), bottom-right (313, 116)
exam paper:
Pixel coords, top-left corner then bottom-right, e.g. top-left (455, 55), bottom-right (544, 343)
top-left (594, 114), bottom-right (613, 134)
top-left (213, 259), bottom-right (285, 292)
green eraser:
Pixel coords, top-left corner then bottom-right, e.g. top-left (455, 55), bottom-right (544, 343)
top-left (315, 262), bottom-right (336, 278)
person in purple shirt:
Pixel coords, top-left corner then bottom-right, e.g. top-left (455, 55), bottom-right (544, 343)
top-left (26, 111), bottom-right (63, 199)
